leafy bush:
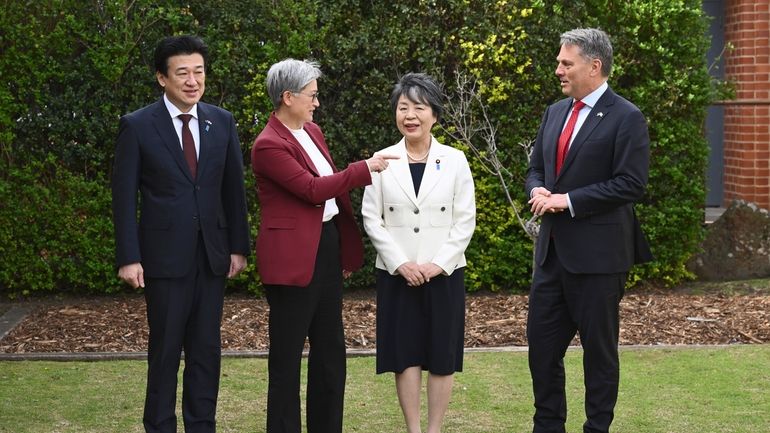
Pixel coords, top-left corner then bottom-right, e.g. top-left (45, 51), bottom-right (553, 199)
top-left (0, 157), bottom-right (118, 297)
top-left (583, 0), bottom-right (721, 286)
top-left (0, 0), bottom-right (722, 296)
top-left (460, 145), bottom-right (534, 292)
top-left (447, 0), bottom-right (720, 289)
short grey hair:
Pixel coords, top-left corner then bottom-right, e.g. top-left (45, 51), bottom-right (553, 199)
top-left (390, 73), bottom-right (444, 121)
top-left (560, 28), bottom-right (613, 77)
top-left (265, 58), bottom-right (323, 108)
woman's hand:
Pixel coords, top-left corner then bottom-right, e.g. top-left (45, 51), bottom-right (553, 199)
top-left (396, 262), bottom-right (425, 286)
top-left (396, 262), bottom-right (444, 286)
top-left (418, 263), bottom-right (443, 282)
top-left (366, 153), bottom-right (400, 172)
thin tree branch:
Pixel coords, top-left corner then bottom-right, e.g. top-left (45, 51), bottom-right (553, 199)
top-left (441, 71), bottom-right (538, 240)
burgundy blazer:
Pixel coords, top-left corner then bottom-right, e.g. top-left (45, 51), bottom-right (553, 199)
top-left (251, 113), bottom-right (371, 286)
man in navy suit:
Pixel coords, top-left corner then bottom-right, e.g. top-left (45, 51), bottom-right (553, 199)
top-left (112, 35), bottom-right (250, 433)
top-left (525, 28), bottom-right (652, 433)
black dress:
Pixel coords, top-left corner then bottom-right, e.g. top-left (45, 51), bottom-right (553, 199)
top-left (375, 162), bottom-right (466, 375)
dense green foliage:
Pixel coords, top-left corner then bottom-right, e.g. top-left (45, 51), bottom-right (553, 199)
top-left (445, 0), bottom-right (724, 288)
top-left (0, 157), bottom-right (115, 295)
top-left (596, 1), bottom-right (720, 286)
top-left (0, 0), bottom-right (721, 296)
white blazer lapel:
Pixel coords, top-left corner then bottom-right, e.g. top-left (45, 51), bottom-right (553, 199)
top-left (388, 139), bottom-right (419, 207)
top-left (416, 137), bottom-right (446, 205)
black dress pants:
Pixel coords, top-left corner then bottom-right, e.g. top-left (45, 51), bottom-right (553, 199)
top-left (265, 220), bottom-right (346, 433)
top-left (527, 242), bottom-right (626, 433)
top-left (143, 235), bottom-right (225, 433)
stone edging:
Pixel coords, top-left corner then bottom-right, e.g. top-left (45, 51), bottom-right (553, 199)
top-left (0, 344), bottom-right (743, 362)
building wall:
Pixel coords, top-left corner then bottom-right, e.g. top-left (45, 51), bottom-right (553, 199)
top-left (723, 0), bottom-right (770, 209)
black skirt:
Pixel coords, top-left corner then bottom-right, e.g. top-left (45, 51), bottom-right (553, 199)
top-left (375, 267), bottom-right (465, 375)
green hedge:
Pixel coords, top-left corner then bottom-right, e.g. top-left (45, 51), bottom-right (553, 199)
top-left (0, 157), bottom-right (118, 296)
top-left (589, 0), bottom-right (720, 286)
top-left (435, 0), bottom-right (724, 290)
top-left (0, 0), bottom-right (722, 296)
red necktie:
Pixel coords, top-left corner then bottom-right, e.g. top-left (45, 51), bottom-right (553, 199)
top-left (178, 114), bottom-right (197, 178)
top-left (556, 100), bottom-right (586, 174)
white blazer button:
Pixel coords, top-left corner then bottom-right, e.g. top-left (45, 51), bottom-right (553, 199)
top-left (414, 227), bottom-right (420, 233)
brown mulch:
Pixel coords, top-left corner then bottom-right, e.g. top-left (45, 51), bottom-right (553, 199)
top-left (1, 289), bottom-right (769, 354)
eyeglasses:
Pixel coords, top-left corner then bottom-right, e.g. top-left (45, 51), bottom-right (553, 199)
top-left (291, 91), bottom-right (320, 102)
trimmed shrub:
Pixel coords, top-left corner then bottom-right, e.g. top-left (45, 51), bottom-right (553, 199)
top-left (0, 0), bottom-right (723, 295)
top-left (0, 157), bottom-right (118, 297)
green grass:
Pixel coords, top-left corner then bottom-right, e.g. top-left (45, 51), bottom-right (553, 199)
top-left (1, 346), bottom-right (769, 432)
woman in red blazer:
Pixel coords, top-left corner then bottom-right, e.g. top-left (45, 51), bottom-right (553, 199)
top-left (251, 58), bottom-right (395, 433)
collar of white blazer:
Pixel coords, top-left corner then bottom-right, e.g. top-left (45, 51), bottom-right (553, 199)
top-left (385, 136), bottom-right (451, 206)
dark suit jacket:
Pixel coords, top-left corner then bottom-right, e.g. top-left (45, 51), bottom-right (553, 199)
top-left (525, 87), bottom-right (653, 274)
top-left (251, 114), bottom-right (371, 287)
top-left (112, 98), bottom-right (250, 278)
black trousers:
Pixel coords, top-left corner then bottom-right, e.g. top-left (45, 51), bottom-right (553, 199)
top-left (143, 234), bottom-right (225, 433)
top-left (265, 220), bottom-right (346, 433)
top-left (527, 242), bottom-right (626, 433)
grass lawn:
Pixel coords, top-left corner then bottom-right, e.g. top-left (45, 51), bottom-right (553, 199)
top-left (1, 345), bottom-right (769, 432)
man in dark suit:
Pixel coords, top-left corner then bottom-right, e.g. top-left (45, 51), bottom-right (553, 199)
top-left (525, 28), bottom-right (652, 433)
top-left (111, 35), bottom-right (250, 433)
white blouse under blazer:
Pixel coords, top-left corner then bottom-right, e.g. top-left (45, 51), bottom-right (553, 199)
top-left (362, 137), bottom-right (476, 275)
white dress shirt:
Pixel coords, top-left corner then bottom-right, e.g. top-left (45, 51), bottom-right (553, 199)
top-left (528, 82), bottom-right (609, 215)
top-left (562, 81), bottom-right (609, 215)
top-left (289, 126), bottom-right (340, 222)
top-left (163, 93), bottom-right (200, 159)
top-left (562, 81), bottom-right (609, 151)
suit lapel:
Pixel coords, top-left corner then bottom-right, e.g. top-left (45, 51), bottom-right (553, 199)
top-left (416, 138), bottom-right (446, 204)
top-left (389, 140), bottom-right (419, 207)
top-left (268, 115), bottom-right (320, 176)
top-left (196, 104), bottom-right (211, 180)
top-left (306, 125), bottom-right (338, 172)
top-left (547, 100), bottom-right (572, 179)
top-left (560, 89), bottom-right (616, 175)
top-left (388, 137), bottom-right (448, 206)
top-left (151, 100), bottom-right (195, 182)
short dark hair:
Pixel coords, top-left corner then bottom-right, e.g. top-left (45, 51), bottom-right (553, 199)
top-left (153, 35), bottom-right (209, 76)
top-left (390, 73), bottom-right (444, 122)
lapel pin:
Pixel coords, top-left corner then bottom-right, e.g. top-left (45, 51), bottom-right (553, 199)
top-left (205, 119), bottom-right (212, 132)
top-left (435, 159), bottom-right (441, 170)
top-left (596, 112), bottom-right (604, 118)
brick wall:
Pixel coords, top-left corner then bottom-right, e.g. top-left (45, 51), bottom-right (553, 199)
top-left (723, 1), bottom-right (770, 209)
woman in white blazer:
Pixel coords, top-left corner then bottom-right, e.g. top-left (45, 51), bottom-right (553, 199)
top-left (362, 73), bottom-right (476, 433)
